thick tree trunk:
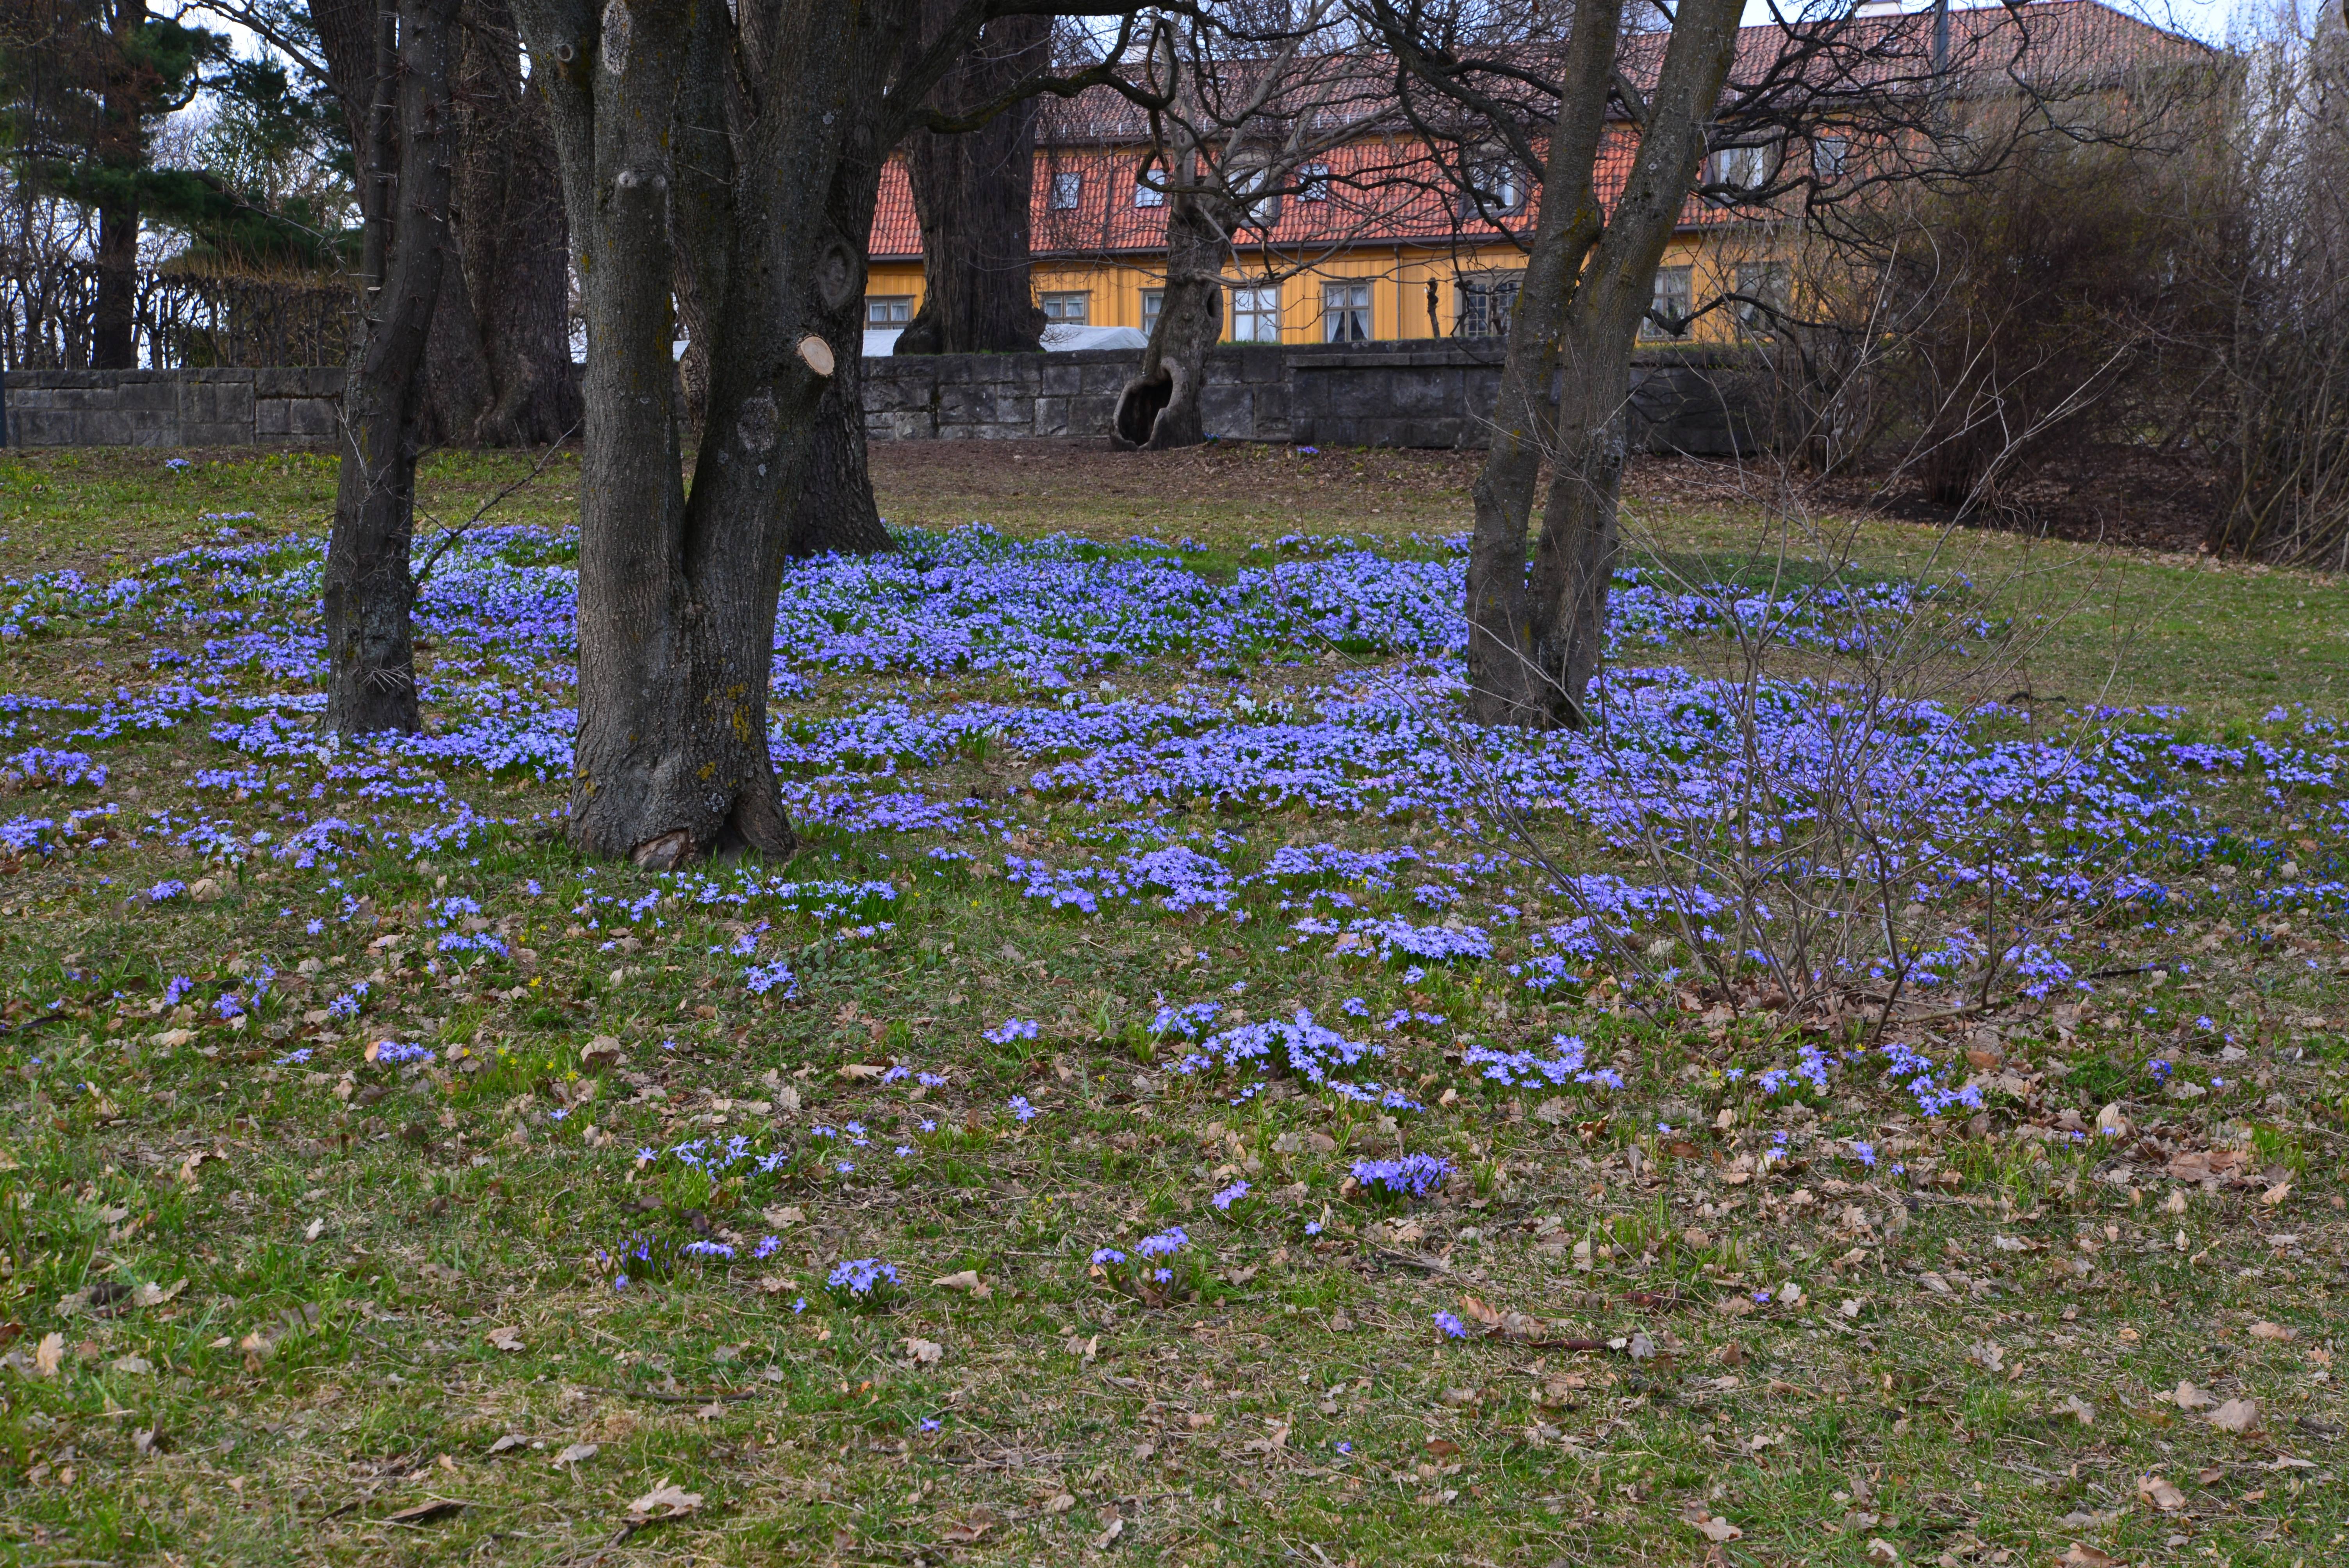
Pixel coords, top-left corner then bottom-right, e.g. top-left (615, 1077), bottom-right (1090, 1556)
top-left (895, 10), bottom-right (1047, 356)
top-left (322, 0), bottom-right (461, 736)
top-left (1114, 175), bottom-right (1224, 449)
top-left (520, 0), bottom-right (932, 867)
top-left (1461, 0), bottom-right (1741, 727)
top-left (422, 0), bottom-right (582, 446)
top-left (789, 333), bottom-right (891, 556)
top-left (91, 203), bottom-right (138, 369)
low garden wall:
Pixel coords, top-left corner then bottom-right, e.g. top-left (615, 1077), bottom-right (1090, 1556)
top-left (2, 344), bottom-right (1758, 455)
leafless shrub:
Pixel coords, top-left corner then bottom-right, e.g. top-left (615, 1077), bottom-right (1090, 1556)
top-left (2198, 4), bottom-right (2349, 562)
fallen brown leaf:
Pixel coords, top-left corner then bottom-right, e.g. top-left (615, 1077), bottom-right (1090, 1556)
top-left (2207, 1398), bottom-right (2260, 1433)
top-left (386, 1499), bottom-right (466, 1526)
top-left (626, 1479), bottom-right (704, 1520)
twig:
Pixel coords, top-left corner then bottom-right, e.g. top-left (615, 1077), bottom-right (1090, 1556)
top-left (579, 1384), bottom-right (757, 1405)
top-left (1371, 1247), bottom-right (1451, 1273)
top-left (411, 424), bottom-right (578, 590)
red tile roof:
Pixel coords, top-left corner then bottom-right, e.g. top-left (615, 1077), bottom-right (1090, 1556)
top-left (868, 1), bottom-right (2205, 263)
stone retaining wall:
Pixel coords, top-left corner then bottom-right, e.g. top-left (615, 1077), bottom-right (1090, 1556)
top-left (2, 344), bottom-right (1756, 455)
top-left (861, 340), bottom-right (1757, 455)
top-left (5, 367), bottom-right (343, 447)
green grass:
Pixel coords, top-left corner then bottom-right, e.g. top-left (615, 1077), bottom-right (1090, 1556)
top-left (0, 442), bottom-right (2343, 1565)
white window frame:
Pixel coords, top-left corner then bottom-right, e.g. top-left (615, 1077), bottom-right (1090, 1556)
top-left (1230, 285), bottom-right (1281, 343)
top-left (1322, 280), bottom-right (1371, 343)
top-left (1048, 172), bottom-right (1083, 210)
top-left (1643, 265), bottom-right (1693, 340)
top-left (1298, 162), bottom-right (1330, 202)
top-left (1454, 270), bottom-right (1522, 338)
top-left (1134, 169), bottom-right (1166, 208)
top-left (1039, 291), bottom-right (1090, 325)
top-left (864, 296), bottom-right (913, 326)
top-left (1462, 156), bottom-right (1523, 217)
top-left (1141, 289), bottom-right (1165, 333)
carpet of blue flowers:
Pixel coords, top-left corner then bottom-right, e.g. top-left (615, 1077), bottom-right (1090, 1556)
top-left (0, 512), bottom-right (2343, 1566)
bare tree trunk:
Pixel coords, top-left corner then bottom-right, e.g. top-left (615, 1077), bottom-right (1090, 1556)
top-left (1115, 164), bottom-right (1223, 449)
top-left (90, 202), bottom-right (137, 368)
top-left (90, 0), bottom-right (149, 371)
top-left (895, 9), bottom-right (1047, 356)
top-left (519, 0), bottom-right (921, 866)
top-left (322, 0), bottom-right (461, 736)
top-left (1462, 0), bottom-right (1741, 727)
top-left (789, 335), bottom-right (891, 556)
top-left (421, 0), bottom-right (582, 445)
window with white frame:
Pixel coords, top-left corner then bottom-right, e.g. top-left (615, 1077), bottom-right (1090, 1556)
top-left (1454, 270), bottom-right (1523, 338)
top-left (1461, 154), bottom-right (1524, 218)
top-left (1141, 289), bottom-right (1164, 333)
top-left (1707, 142), bottom-right (1772, 196)
top-left (1231, 164), bottom-right (1281, 229)
top-left (1734, 263), bottom-right (1788, 329)
top-left (1813, 134), bottom-right (1849, 182)
top-left (1322, 281), bottom-right (1371, 343)
top-left (1039, 292), bottom-right (1090, 325)
top-left (1049, 172), bottom-right (1083, 210)
top-left (1298, 162), bottom-right (1330, 201)
top-left (1134, 166), bottom-right (1166, 208)
top-left (1643, 265), bottom-right (1693, 339)
top-left (865, 296), bottom-right (912, 325)
top-left (1230, 285), bottom-right (1281, 342)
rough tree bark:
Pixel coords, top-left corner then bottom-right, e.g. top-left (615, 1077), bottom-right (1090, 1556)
top-left (895, 9), bottom-right (1049, 356)
top-left (90, 0), bottom-right (151, 370)
top-left (321, 0), bottom-right (462, 735)
top-left (1454, 0), bottom-right (1742, 727)
top-left (1113, 159), bottom-right (1223, 448)
top-left (511, 0), bottom-right (906, 865)
top-left (511, 0), bottom-right (1114, 866)
top-left (421, 0), bottom-right (581, 446)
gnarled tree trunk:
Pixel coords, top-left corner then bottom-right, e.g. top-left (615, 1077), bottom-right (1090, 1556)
top-left (894, 9), bottom-right (1048, 356)
top-left (1114, 158), bottom-right (1224, 449)
top-left (322, 0), bottom-right (462, 735)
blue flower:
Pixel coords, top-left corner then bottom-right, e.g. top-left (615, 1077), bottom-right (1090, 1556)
top-left (1007, 1096), bottom-right (1039, 1123)
top-left (1210, 1180), bottom-right (1249, 1210)
top-left (1433, 1310), bottom-right (1467, 1338)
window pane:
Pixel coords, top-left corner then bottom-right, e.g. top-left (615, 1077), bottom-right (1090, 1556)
top-left (1643, 266), bottom-right (1693, 339)
top-left (1232, 286), bottom-right (1280, 342)
top-left (1134, 176), bottom-right (1164, 208)
top-left (1041, 292), bottom-right (1089, 324)
top-left (1050, 173), bottom-right (1082, 210)
top-left (865, 296), bottom-right (913, 325)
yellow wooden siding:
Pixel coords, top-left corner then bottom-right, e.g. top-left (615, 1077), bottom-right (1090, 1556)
top-left (866, 232), bottom-right (1767, 346)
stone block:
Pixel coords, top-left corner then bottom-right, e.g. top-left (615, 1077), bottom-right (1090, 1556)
top-left (1199, 384), bottom-right (1255, 440)
top-left (180, 380), bottom-right (256, 427)
top-left (1039, 360), bottom-right (1084, 398)
top-left (1078, 360), bottom-right (1134, 397)
top-left (1033, 396), bottom-right (1071, 438)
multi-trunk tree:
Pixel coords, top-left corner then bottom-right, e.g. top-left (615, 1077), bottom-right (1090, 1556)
top-left (506, 0), bottom-right (1135, 867)
top-left (1349, 0), bottom-right (2036, 727)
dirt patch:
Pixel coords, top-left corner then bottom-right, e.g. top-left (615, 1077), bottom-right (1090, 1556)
top-left (871, 437), bottom-right (2222, 554)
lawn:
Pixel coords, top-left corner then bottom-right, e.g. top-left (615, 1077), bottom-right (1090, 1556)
top-left (0, 439), bottom-right (2343, 1567)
